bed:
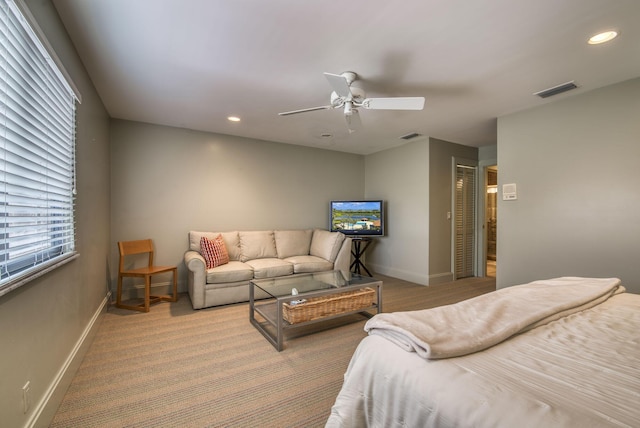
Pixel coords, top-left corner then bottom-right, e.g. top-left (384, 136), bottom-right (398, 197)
top-left (326, 277), bottom-right (640, 427)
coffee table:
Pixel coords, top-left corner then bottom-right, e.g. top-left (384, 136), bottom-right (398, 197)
top-left (250, 271), bottom-right (382, 351)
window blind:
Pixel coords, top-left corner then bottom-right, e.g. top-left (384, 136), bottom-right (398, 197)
top-left (0, 0), bottom-right (78, 297)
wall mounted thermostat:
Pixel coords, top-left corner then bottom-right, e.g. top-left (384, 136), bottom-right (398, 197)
top-left (503, 183), bottom-right (517, 200)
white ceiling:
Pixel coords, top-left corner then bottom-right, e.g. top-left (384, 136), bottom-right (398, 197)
top-left (52, 0), bottom-right (640, 155)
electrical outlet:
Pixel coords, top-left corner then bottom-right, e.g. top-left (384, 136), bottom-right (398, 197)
top-left (22, 381), bottom-right (31, 414)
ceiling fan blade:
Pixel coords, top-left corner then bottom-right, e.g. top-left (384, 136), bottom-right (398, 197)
top-left (345, 109), bottom-right (363, 133)
top-left (324, 72), bottom-right (352, 99)
top-left (279, 105), bottom-right (332, 116)
top-left (361, 97), bottom-right (425, 110)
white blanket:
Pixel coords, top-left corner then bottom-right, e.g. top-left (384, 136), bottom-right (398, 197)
top-left (327, 291), bottom-right (640, 427)
top-left (364, 276), bottom-right (622, 359)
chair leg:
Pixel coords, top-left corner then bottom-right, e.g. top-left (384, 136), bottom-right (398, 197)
top-left (144, 275), bottom-right (151, 312)
top-left (171, 268), bottom-right (178, 302)
top-left (116, 270), bottom-right (176, 312)
top-left (117, 274), bottom-right (123, 306)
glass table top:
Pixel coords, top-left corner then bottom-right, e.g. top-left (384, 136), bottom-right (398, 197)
top-left (251, 270), bottom-right (378, 298)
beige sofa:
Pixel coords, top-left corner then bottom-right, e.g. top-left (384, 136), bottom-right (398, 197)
top-left (184, 229), bottom-right (352, 309)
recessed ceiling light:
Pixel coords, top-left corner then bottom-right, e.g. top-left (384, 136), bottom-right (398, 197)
top-left (227, 116), bottom-right (241, 122)
top-left (588, 30), bottom-right (618, 45)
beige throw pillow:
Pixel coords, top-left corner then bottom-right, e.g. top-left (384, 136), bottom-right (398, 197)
top-left (274, 229), bottom-right (313, 258)
top-left (239, 231), bottom-right (278, 262)
top-left (310, 229), bottom-right (345, 262)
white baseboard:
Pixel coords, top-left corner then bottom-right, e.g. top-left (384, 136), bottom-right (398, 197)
top-left (428, 272), bottom-right (455, 285)
top-left (365, 264), bottom-right (454, 286)
top-left (367, 263), bottom-right (429, 286)
top-left (29, 292), bottom-right (110, 428)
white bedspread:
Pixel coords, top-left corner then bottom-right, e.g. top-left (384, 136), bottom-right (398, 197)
top-left (365, 276), bottom-right (622, 359)
top-left (327, 278), bottom-right (640, 428)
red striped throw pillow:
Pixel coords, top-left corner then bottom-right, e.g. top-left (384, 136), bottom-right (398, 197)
top-left (200, 235), bottom-right (230, 269)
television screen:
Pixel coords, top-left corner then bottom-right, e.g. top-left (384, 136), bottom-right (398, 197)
top-left (330, 200), bottom-right (384, 236)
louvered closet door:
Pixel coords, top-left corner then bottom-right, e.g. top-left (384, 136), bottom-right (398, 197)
top-left (454, 164), bottom-right (477, 278)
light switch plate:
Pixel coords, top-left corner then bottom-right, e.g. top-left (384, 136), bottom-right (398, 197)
top-left (503, 183), bottom-right (517, 200)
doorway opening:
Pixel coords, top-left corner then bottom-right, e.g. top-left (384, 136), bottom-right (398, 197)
top-left (485, 167), bottom-right (497, 277)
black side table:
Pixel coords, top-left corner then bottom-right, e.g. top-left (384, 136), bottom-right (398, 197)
top-left (350, 237), bottom-right (373, 276)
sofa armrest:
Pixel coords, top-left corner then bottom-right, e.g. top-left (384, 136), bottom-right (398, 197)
top-left (333, 236), bottom-right (352, 274)
top-left (184, 250), bottom-right (206, 309)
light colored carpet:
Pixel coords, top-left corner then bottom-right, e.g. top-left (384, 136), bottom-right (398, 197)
top-left (50, 275), bottom-right (495, 427)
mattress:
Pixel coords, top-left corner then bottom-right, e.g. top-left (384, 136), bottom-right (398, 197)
top-left (326, 286), bottom-right (640, 427)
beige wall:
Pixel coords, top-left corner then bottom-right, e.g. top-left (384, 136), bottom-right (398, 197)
top-left (0, 1), bottom-right (111, 426)
top-left (110, 120), bottom-right (365, 294)
top-left (497, 77), bottom-right (640, 293)
top-left (110, 125), bottom-right (475, 290)
top-left (364, 140), bottom-right (430, 284)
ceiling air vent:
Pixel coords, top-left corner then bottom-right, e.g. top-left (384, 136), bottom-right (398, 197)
top-left (534, 81), bottom-right (578, 99)
top-left (400, 132), bottom-right (422, 140)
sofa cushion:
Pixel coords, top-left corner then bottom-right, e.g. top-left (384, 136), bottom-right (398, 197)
top-left (310, 229), bottom-right (346, 262)
top-left (274, 229), bottom-right (312, 258)
top-left (284, 255), bottom-right (333, 274)
top-left (245, 258), bottom-right (293, 279)
top-left (205, 261), bottom-right (254, 284)
top-left (200, 235), bottom-right (229, 269)
top-left (239, 231), bottom-right (278, 262)
top-left (190, 231), bottom-right (241, 261)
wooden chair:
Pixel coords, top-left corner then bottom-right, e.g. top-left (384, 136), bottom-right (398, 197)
top-left (116, 239), bottom-right (178, 312)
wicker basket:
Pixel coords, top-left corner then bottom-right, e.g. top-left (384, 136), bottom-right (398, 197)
top-left (283, 287), bottom-right (376, 324)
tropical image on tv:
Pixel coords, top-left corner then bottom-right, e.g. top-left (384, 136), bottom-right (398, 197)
top-left (330, 200), bottom-right (384, 236)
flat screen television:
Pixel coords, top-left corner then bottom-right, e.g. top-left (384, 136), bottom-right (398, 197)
top-left (330, 200), bottom-right (385, 237)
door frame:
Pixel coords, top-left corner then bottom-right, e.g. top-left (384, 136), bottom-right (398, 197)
top-left (450, 157), bottom-right (478, 280)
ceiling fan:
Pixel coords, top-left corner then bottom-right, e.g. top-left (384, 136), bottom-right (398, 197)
top-left (278, 71), bottom-right (425, 133)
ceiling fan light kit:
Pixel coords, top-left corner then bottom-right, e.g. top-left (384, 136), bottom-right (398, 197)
top-left (279, 71), bottom-right (425, 133)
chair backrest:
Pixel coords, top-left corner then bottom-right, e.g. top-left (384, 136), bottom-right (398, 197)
top-left (118, 239), bottom-right (154, 271)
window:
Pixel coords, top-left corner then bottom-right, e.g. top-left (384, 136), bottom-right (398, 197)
top-left (0, 0), bottom-right (79, 297)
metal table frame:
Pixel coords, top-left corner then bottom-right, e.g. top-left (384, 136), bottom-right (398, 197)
top-left (249, 273), bottom-right (382, 351)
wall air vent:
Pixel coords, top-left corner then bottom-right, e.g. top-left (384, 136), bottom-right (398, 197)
top-left (400, 132), bottom-right (422, 140)
top-left (534, 81), bottom-right (578, 99)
